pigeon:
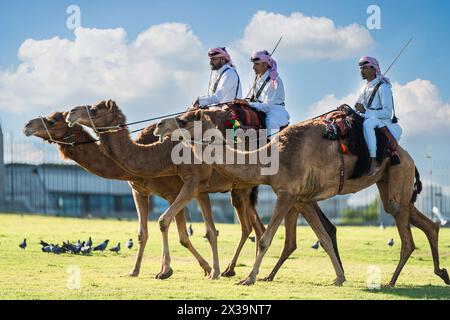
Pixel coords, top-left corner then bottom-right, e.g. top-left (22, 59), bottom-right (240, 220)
top-left (126, 239), bottom-right (133, 249)
top-left (19, 239), bottom-right (27, 250)
top-left (188, 224), bottom-right (194, 237)
top-left (311, 241), bottom-right (320, 250)
top-left (41, 245), bottom-right (52, 253)
top-left (379, 222), bottom-right (385, 230)
top-left (86, 237), bottom-right (93, 247)
top-left (81, 244), bottom-right (92, 255)
top-left (93, 239), bottom-right (109, 251)
top-left (248, 236), bottom-right (256, 243)
top-left (109, 242), bottom-right (121, 253)
top-left (40, 240), bottom-right (50, 247)
top-left (388, 238), bottom-right (394, 247)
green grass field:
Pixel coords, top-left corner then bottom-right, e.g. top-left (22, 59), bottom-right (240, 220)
top-left (0, 213), bottom-right (449, 300)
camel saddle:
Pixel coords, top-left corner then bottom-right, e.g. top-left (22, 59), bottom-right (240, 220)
top-left (320, 107), bottom-right (400, 179)
top-left (227, 104), bottom-right (266, 130)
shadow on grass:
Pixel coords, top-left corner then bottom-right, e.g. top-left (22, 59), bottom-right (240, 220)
top-left (363, 285), bottom-right (450, 299)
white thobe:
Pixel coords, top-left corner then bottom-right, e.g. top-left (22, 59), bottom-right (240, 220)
top-left (198, 64), bottom-right (242, 107)
top-left (356, 76), bottom-right (402, 158)
top-left (247, 70), bottom-right (290, 136)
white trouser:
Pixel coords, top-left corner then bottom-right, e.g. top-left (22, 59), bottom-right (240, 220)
top-left (266, 105), bottom-right (290, 137)
top-left (363, 117), bottom-right (403, 158)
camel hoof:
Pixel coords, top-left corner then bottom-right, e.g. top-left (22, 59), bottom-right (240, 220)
top-left (126, 271), bottom-right (139, 277)
top-left (381, 282), bottom-right (395, 288)
top-left (203, 267), bottom-right (212, 277)
top-left (236, 277), bottom-right (255, 286)
top-left (261, 276), bottom-right (274, 282)
top-left (221, 268), bottom-right (236, 278)
top-left (436, 268), bottom-right (450, 285)
top-left (332, 277), bottom-right (346, 286)
top-left (208, 269), bottom-right (220, 280)
top-left (155, 267), bottom-right (173, 280)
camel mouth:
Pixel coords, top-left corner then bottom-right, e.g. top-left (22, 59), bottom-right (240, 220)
top-left (65, 113), bottom-right (78, 128)
top-left (23, 127), bottom-right (35, 137)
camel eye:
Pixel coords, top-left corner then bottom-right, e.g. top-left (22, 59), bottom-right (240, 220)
top-left (47, 120), bottom-right (55, 126)
top-left (91, 108), bottom-right (98, 116)
top-left (177, 119), bottom-right (187, 127)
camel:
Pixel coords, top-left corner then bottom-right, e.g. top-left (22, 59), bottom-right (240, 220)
top-left (65, 100), bottom-right (343, 284)
top-left (64, 100), bottom-right (344, 282)
top-left (155, 107), bottom-right (449, 287)
top-left (23, 111), bottom-right (263, 279)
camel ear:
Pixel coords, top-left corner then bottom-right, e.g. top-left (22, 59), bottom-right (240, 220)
top-left (106, 99), bottom-right (117, 109)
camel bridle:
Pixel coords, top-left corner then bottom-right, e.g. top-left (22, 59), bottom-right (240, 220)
top-left (39, 116), bottom-right (78, 146)
top-left (83, 105), bottom-right (125, 135)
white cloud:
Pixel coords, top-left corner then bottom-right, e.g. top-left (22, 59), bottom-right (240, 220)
top-left (0, 24), bottom-right (206, 116)
top-left (235, 11), bottom-right (374, 62)
top-left (306, 79), bottom-right (450, 139)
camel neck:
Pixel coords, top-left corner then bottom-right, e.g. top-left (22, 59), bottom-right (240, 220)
top-left (57, 131), bottom-right (134, 180)
top-left (99, 128), bottom-right (177, 178)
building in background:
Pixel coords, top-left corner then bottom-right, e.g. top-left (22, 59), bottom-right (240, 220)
top-left (0, 123), bottom-right (5, 210)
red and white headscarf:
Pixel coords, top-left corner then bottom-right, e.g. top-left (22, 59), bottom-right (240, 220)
top-left (251, 50), bottom-right (279, 86)
top-left (358, 56), bottom-right (390, 84)
top-left (208, 47), bottom-right (234, 67)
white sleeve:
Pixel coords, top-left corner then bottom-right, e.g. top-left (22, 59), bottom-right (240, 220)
top-left (248, 81), bottom-right (278, 113)
top-left (198, 70), bottom-right (238, 106)
top-left (373, 84), bottom-right (393, 120)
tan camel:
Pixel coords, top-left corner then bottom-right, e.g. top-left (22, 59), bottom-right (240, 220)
top-left (23, 111), bottom-right (263, 279)
top-left (65, 101), bottom-right (269, 279)
top-left (156, 107), bottom-right (449, 287)
top-left (65, 100), bottom-right (344, 284)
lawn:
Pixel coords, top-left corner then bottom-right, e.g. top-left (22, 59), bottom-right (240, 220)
top-left (0, 213), bottom-right (449, 300)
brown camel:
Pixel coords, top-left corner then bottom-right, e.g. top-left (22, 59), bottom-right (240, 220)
top-left (155, 107), bottom-right (449, 287)
top-left (65, 101), bottom-right (269, 279)
top-left (65, 100), bottom-right (343, 284)
top-left (23, 111), bottom-right (263, 279)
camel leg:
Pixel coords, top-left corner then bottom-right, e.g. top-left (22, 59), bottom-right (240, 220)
top-left (237, 191), bottom-right (296, 286)
top-left (410, 206), bottom-right (449, 285)
top-left (157, 177), bottom-right (199, 280)
top-left (314, 203), bottom-right (344, 273)
top-left (222, 189), bottom-right (253, 277)
top-left (174, 207), bottom-right (212, 277)
top-left (127, 189), bottom-right (149, 277)
top-left (301, 202), bottom-right (346, 286)
top-left (262, 208), bottom-right (298, 282)
top-left (377, 179), bottom-right (449, 285)
top-left (386, 205), bottom-right (415, 287)
top-left (196, 192), bottom-right (221, 279)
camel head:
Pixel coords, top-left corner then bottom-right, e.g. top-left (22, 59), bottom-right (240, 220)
top-left (23, 111), bottom-right (78, 142)
top-left (154, 108), bottom-right (216, 143)
top-left (66, 99), bottom-right (126, 131)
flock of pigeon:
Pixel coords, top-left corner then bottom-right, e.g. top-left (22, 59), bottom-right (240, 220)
top-left (18, 237), bottom-right (134, 255)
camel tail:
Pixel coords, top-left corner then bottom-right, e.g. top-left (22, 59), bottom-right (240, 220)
top-left (411, 166), bottom-right (423, 204)
top-left (250, 186), bottom-right (259, 207)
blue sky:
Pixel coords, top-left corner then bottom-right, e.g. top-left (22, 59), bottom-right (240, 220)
top-left (1, 0), bottom-right (449, 174)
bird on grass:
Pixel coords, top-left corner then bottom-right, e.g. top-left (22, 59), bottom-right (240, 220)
top-left (126, 239), bottom-right (133, 250)
top-left (41, 245), bottom-right (52, 253)
top-left (19, 239), bottom-right (27, 250)
top-left (40, 240), bottom-right (50, 247)
top-left (81, 244), bottom-right (92, 255)
top-left (188, 224), bottom-right (194, 237)
top-left (311, 241), bottom-right (320, 250)
top-left (248, 236), bottom-right (256, 243)
top-left (93, 239), bottom-right (109, 251)
top-left (110, 243), bottom-right (121, 253)
top-left (388, 238), bottom-right (394, 247)
top-left (86, 237), bottom-right (93, 247)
